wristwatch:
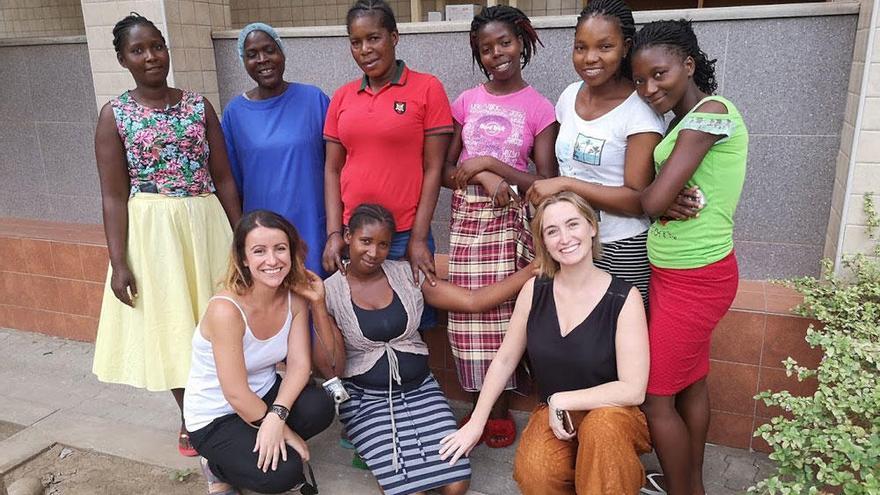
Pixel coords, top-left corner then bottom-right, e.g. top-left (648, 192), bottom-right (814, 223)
top-left (268, 404), bottom-right (289, 422)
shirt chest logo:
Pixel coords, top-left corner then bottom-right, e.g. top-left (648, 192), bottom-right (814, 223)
top-left (393, 101), bottom-right (406, 114)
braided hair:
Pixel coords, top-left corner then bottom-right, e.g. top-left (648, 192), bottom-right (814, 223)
top-left (632, 19), bottom-right (718, 94)
top-left (470, 6), bottom-right (542, 80)
top-left (346, 0), bottom-right (398, 34)
top-left (576, 0), bottom-right (636, 80)
top-left (348, 203), bottom-right (396, 235)
top-left (112, 12), bottom-right (163, 53)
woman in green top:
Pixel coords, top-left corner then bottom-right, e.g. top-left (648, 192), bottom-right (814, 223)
top-left (631, 20), bottom-right (748, 495)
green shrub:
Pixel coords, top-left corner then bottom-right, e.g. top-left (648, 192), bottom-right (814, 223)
top-left (750, 195), bottom-right (880, 495)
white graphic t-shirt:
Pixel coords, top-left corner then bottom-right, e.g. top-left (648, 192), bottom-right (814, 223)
top-left (555, 82), bottom-right (666, 243)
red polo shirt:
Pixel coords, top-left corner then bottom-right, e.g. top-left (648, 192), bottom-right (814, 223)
top-left (324, 61), bottom-right (453, 231)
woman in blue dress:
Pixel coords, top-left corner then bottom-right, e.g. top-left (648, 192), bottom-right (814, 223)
top-left (221, 23), bottom-right (329, 276)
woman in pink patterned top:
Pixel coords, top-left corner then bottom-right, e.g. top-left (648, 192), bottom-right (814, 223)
top-left (91, 13), bottom-right (240, 458)
top-left (443, 5), bottom-right (558, 448)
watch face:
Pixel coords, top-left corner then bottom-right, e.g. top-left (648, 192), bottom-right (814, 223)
top-left (271, 405), bottom-right (289, 421)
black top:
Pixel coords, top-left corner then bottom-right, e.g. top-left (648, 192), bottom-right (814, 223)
top-left (349, 291), bottom-right (430, 391)
top-left (526, 275), bottom-right (631, 402)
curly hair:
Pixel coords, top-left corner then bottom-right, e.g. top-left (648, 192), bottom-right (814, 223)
top-left (576, 0), bottom-right (636, 80)
top-left (469, 5), bottom-right (542, 80)
top-left (632, 19), bottom-right (718, 94)
top-left (112, 12), bottom-right (164, 53)
top-left (346, 0), bottom-right (397, 34)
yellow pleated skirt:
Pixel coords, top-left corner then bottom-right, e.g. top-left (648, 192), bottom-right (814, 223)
top-left (92, 193), bottom-right (232, 391)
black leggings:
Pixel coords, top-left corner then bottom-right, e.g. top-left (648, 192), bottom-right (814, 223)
top-left (188, 377), bottom-right (334, 494)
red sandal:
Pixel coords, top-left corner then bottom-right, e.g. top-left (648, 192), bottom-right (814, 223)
top-left (458, 414), bottom-right (485, 446)
top-left (484, 413), bottom-right (516, 448)
top-left (178, 430), bottom-right (198, 457)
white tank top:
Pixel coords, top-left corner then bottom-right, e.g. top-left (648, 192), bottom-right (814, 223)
top-left (183, 292), bottom-right (292, 431)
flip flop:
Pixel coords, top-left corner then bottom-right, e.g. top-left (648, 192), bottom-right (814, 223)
top-left (200, 457), bottom-right (240, 495)
top-left (178, 430), bottom-right (198, 457)
top-left (484, 413), bottom-right (516, 449)
top-left (640, 472), bottom-right (667, 495)
top-left (352, 452), bottom-right (369, 470)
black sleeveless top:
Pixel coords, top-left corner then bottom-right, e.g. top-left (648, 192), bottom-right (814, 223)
top-left (349, 292), bottom-right (430, 391)
top-left (526, 275), bottom-right (631, 402)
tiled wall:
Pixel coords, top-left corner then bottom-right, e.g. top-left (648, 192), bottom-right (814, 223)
top-left (0, 41), bottom-right (101, 224)
top-left (214, 12), bottom-right (858, 279)
top-left (825, 0), bottom-right (878, 266)
top-left (0, 0), bottom-right (85, 39)
top-left (81, 0), bottom-right (230, 111)
top-left (227, 0), bottom-right (583, 27)
top-left (230, 0), bottom-right (413, 26)
top-left (830, 0), bottom-right (880, 265)
top-left (0, 220), bottom-right (108, 342)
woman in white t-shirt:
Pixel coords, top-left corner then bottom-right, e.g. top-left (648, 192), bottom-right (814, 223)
top-left (526, 0), bottom-right (664, 304)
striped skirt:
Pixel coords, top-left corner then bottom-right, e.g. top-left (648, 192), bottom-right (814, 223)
top-left (447, 186), bottom-right (533, 392)
top-left (339, 375), bottom-right (471, 495)
top-left (594, 230), bottom-right (651, 308)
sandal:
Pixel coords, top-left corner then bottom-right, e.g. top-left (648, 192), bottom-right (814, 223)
top-left (640, 472), bottom-right (667, 495)
top-left (178, 430), bottom-right (198, 457)
top-left (458, 414), bottom-right (484, 446)
top-left (352, 452), bottom-right (369, 470)
top-left (484, 413), bottom-right (516, 448)
top-left (200, 457), bottom-right (240, 495)
top-left (339, 429), bottom-right (355, 450)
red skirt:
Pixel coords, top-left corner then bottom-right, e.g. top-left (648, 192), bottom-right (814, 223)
top-left (646, 251), bottom-right (738, 396)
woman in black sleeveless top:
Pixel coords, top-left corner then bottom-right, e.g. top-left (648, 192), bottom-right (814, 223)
top-left (440, 191), bottom-right (651, 494)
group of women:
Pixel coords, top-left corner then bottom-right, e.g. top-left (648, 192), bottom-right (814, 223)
top-left (89, 0), bottom-right (747, 494)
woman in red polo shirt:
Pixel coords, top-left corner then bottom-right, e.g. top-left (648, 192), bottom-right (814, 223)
top-left (322, 0), bottom-right (453, 289)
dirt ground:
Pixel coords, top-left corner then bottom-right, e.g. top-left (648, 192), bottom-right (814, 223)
top-left (0, 420), bottom-right (25, 441)
top-left (6, 444), bottom-right (204, 495)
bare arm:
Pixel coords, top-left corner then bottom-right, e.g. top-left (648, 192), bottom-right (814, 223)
top-left (527, 132), bottom-right (660, 216)
top-left (451, 123), bottom-right (560, 192)
top-left (95, 103), bottom-right (137, 307)
top-left (407, 132), bottom-right (451, 285)
top-left (550, 287), bottom-right (649, 412)
top-left (441, 122), bottom-right (464, 190)
top-left (641, 101), bottom-right (727, 217)
top-left (439, 279), bottom-right (534, 463)
top-left (295, 270), bottom-right (347, 379)
top-left (421, 262), bottom-right (536, 313)
top-left (322, 140), bottom-right (347, 274)
top-left (204, 99), bottom-right (241, 226)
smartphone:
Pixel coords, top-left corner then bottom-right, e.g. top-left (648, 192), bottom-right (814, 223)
top-left (561, 410), bottom-right (575, 435)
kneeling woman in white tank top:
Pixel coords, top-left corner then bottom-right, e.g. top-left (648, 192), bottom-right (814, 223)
top-left (184, 209), bottom-right (334, 495)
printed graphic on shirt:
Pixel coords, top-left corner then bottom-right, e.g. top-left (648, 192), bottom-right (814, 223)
top-left (462, 103), bottom-right (526, 168)
top-left (394, 101), bottom-right (406, 114)
top-left (572, 133), bottom-right (605, 166)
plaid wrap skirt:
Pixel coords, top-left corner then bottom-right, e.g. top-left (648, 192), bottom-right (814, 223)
top-left (447, 186), bottom-right (533, 392)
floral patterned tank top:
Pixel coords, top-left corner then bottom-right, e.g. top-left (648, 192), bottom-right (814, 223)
top-left (111, 90), bottom-right (216, 197)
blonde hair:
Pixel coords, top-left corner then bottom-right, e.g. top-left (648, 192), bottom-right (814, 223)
top-left (224, 210), bottom-right (308, 295)
top-left (530, 191), bottom-right (602, 278)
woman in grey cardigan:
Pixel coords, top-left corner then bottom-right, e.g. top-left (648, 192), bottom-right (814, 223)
top-left (311, 203), bottom-right (534, 495)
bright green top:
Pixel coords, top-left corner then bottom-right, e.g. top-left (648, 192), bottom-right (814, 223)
top-left (648, 95), bottom-right (748, 269)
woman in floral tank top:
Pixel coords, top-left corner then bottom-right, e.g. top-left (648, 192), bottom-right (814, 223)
top-left (91, 13), bottom-right (241, 459)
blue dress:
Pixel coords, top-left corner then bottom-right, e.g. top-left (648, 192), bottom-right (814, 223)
top-left (221, 83), bottom-right (330, 276)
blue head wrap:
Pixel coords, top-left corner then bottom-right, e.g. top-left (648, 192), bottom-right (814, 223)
top-left (237, 22), bottom-right (284, 63)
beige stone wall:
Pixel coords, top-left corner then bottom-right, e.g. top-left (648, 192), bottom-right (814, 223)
top-left (0, 0), bottom-right (84, 39)
top-left (81, 0), bottom-right (229, 111)
top-left (825, 0), bottom-right (880, 266)
top-left (227, 0), bottom-right (581, 27)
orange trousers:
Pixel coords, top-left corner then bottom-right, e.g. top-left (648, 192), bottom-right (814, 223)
top-left (512, 405), bottom-right (651, 495)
